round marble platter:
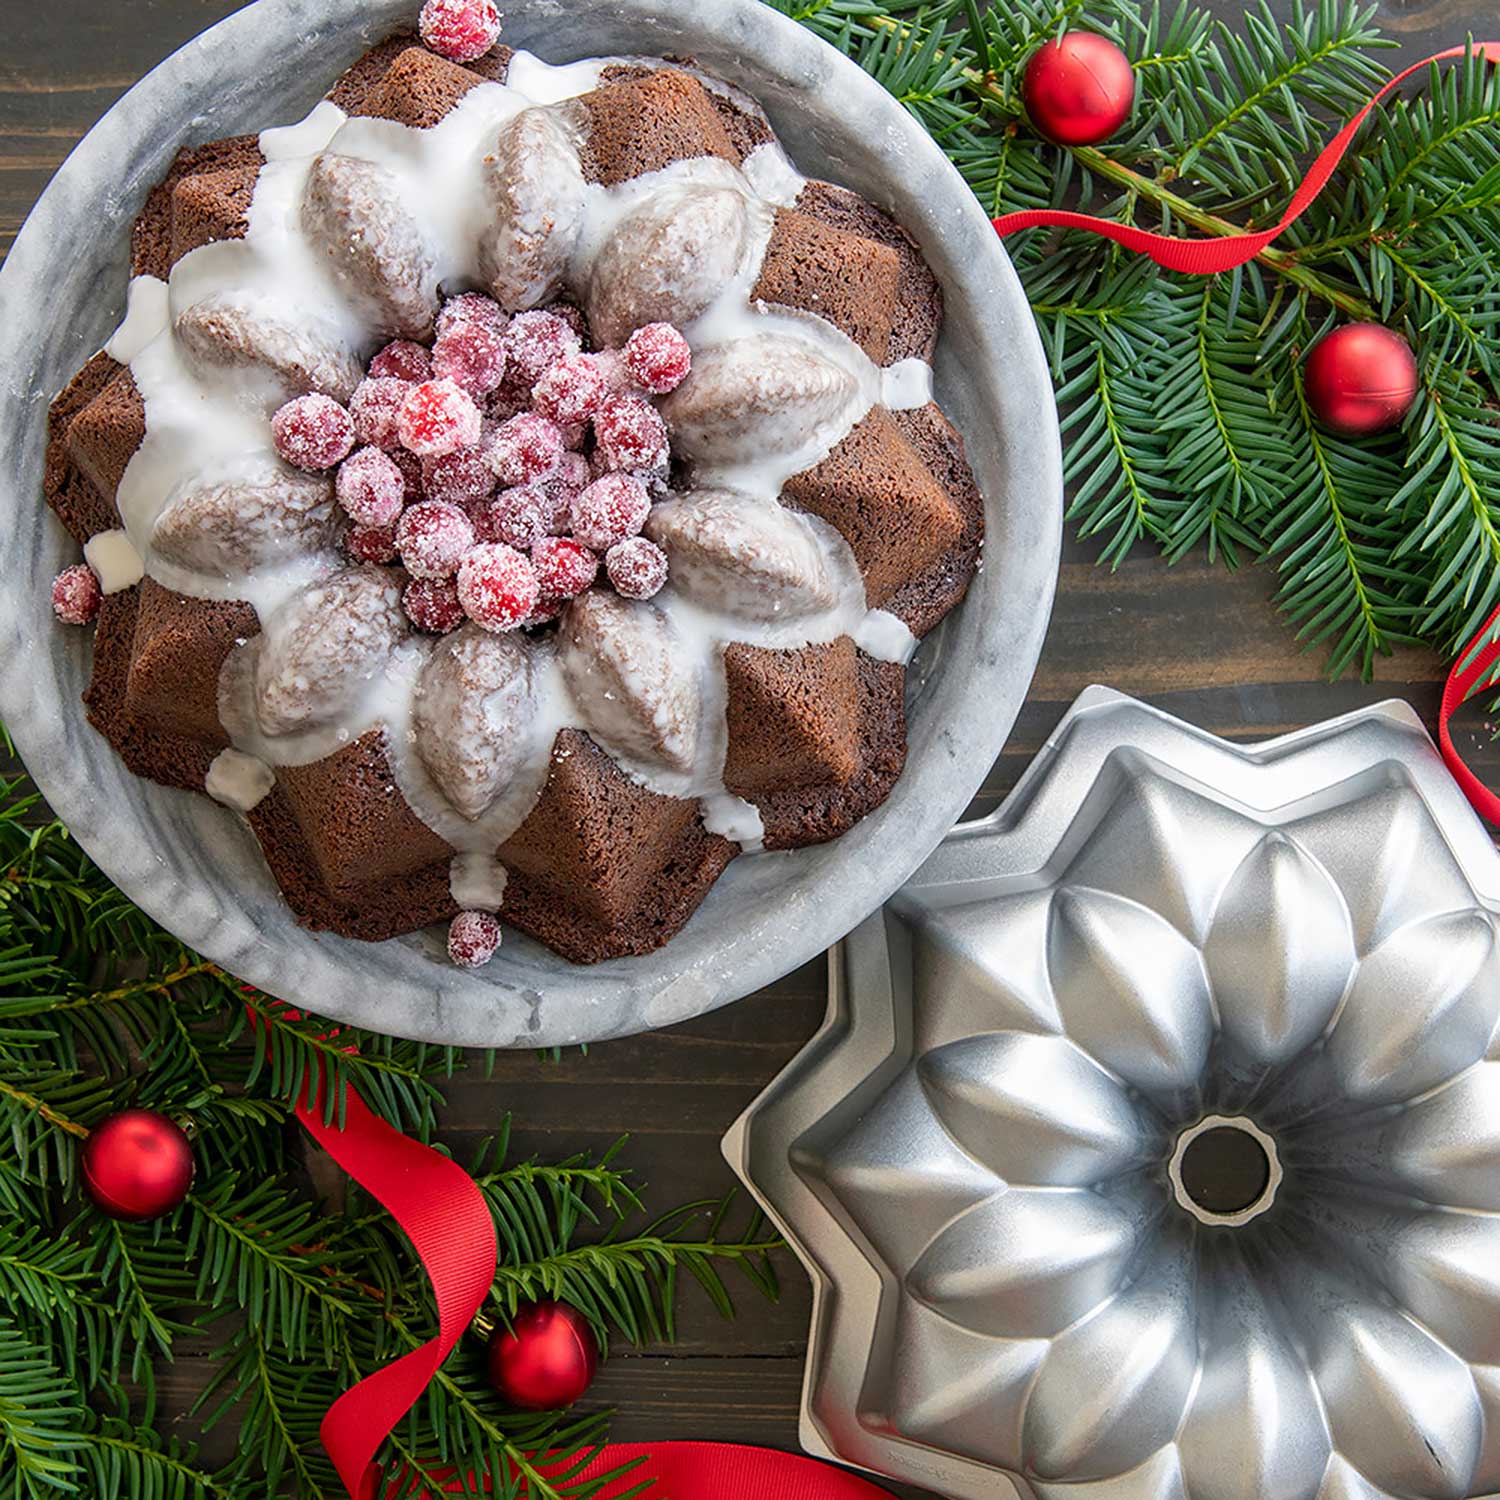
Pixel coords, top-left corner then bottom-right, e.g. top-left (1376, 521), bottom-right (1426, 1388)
top-left (0, 0), bottom-right (1062, 1047)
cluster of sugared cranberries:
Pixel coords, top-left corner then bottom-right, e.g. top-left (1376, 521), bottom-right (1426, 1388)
top-left (51, 563), bottom-right (102, 625)
top-left (277, 295), bottom-right (689, 636)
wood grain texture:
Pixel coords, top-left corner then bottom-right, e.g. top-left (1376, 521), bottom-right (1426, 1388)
top-left (3, 2), bottom-right (1495, 1496)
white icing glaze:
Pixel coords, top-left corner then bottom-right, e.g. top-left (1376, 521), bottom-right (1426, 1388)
top-left (204, 747), bottom-right (275, 811)
top-left (855, 609), bottom-right (918, 665)
top-left (84, 529), bottom-right (145, 593)
top-left (103, 48), bottom-right (939, 868)
top-left (449, 850), bottom-right (510, 910)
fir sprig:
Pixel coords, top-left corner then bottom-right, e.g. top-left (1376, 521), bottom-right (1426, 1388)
top-left (766, 0), bottom-right (1500, 673)
top-left (0, 763), bottom-right (784, 1499)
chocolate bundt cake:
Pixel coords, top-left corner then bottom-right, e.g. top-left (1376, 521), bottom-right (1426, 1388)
top-left (44, 29), bottom-right (985, 966)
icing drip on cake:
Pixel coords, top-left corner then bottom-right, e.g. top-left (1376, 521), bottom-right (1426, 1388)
top-left (103, 49), bottom-right (929, 897)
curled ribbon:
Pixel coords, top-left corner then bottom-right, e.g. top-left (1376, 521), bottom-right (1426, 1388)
top-left (1440, 603), bottom-right (1500, 825)
top-left (250, 1006), bottom-right (497, 1499)
top-left (992, 43), bottom-right (1500, 271)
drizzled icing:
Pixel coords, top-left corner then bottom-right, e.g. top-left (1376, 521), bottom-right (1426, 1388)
top-left (103, 48), bottom-right (928, 901)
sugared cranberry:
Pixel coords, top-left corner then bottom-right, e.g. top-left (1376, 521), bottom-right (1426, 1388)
top-left (488, 412), bottom-right (564, 487)
top-left (398, 379), bottom-right (482, 458)
top-left (548, 302), bottom-right (589, 343)
top-left (336, 446), bottom-right (406, 527)
top-left (419, 0), bottom-right (501, 63)
top-left (390, 446), bottom-right (425, 504)
top-left (369, 340), bottom-right (433, 382)
top-left (531, 354), bottom-right (610, 427)
top-left (404, 576), bottom-right (466, 633)
top-left (433, 319), bottom-right (508, 397)
top-left (593, 394), bottom-right (669, 473)
top-left (624, 323), bottom-right (692, 394)
top-left (347, 523), bottom-right (400, 564)
top-left (396, 500), bottom-right (476, 579)
top-left (437, 293), bottom-right (507, 340)
top-left (350, 377), bottom-right (412, 450)
top-left (571, 472), bottom-right (651, 551)
top-left (525, 597), bottom-right (565, 627)
top-left (52, 564), bottom-right (101, 624)
top-left (272, 393), bottom-right (355, 471)
top-left (487, 485), bottom-right (553, 549)
top-left (606, 536), bottom-right (669, 600)
top-left (457, 543), bottom-right (539, 632)
top-left (501, 310), bottom-right (581, 390)
top-left (447, 909), bottom-right (502, 967)
top-left (532, 536), bottom-right (600, 600)
top-left (422, 445), bottom-right (497, 508)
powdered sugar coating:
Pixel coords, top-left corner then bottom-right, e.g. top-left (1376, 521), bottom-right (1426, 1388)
top-left (350, 377), bottom-right (412, 450)
top-left (489, 412), bottom-right (564, 487)
top-left (487, 485), bottom-right (553, 549)
top-left (346, 522), bottom-right (400, 564)
top-left (369, 340), bottom-right (433, 382)
top-left (571, 472), bottom-right (651, 551)
top-left (422, 445), bottom-right (497, 508)
top-left (533, 536), bottom-right (599, 600)
top-left (404, 576), bottom-right (466, 633)
top-left (606, 536), bottom-right (669, 600)
top-left (336, 446), bottom-right (406, 527)
top-left (438, 292), bottom-right (508, 339)
top-left (501, 310), bottom-right (582, 390)
top-left (271, 393), bottom-right (355, 471)
top-left (532, 354), bottom-right (611, 427)
top-left (433, 319), bottom-right (508, 397)
top-left (457, 543), bottom-right (539, 631)
top-left (624, 323), bottom-right (692, 395)
top-left (396, 500), bottom-right (476, 579)
top-left (593, 394), bottom-right (669, 473)
top-left (447, 909), bottom-right (502, 967)
top-left (52, 564), bottom-right (102, 625)
top-left (419, 0), bottom-right (501, 63)
top-left (397, 379), bottom-right (482, 457)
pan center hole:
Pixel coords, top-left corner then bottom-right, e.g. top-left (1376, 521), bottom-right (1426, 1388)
top-left (1169, 1114), bottom-right (1280, 1226)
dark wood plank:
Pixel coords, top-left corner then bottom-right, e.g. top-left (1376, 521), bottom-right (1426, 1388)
top-left (4, 3), bottom-right (1494, 1497)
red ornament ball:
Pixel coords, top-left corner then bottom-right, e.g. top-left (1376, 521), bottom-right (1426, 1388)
top-left (487, 1300), bottom-right (599, 1410)
top-left (1304, 323), bottom-right (1418, 437)
top-left (1022, 33), bottom-right (1136, 146)
top-left (81, 1109), bottom-right (195, 1221)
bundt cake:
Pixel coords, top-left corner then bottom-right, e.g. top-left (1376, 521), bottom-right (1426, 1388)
top-left (44, 23), bottom-right (985, 966)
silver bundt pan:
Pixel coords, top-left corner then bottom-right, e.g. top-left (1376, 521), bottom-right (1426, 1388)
top-left (0, 0), bottom-right (1061, 1046)
top-left (725, 687), bottom-right (1500, 1500)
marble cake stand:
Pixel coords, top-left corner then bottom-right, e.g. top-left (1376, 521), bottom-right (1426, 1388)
top-left (0, 0), bottom-right (1061, 1046)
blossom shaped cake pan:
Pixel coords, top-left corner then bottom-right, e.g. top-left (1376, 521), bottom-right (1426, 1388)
top-left (725, 686), bottom-right (1500, 1500)
top-left (0, 0), bottom-right (1060, 1046)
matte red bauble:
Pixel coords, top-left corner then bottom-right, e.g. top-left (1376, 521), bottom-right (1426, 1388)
top-left (1304, 323), bottom-right (1418, 436)
top-left (80, 1108), bottom-right (195, 1221)
top-left (1022, 32), bottom-right (1136, 146)
top-left (486, 1299), bottom-right (599, 1411)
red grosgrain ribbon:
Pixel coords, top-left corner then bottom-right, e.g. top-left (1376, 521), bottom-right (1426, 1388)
top-left (991, 43), bottom-right (1500, 271)
top-left (376, 1441), bottom-right (898, 1499)
top-left (1440, 602), bottom-right (1500, 824)
top-left (250, 1006), bottom-right (497, 1500)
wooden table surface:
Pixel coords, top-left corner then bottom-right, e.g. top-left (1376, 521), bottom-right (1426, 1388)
top-left (4, 2), bottom-right (1496, 1494)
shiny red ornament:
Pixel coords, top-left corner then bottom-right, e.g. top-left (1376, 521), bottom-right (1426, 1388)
top-left (486, 1299), bottom-right (599, 1410)
top-left (1022, 32), bottom-right (1136, 146)
top-left (80, 1108), bottom-right (195, 1221)
top-left (1304, 323), bottom-right (1418, 437)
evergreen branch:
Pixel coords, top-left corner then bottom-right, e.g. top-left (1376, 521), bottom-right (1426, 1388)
top-left (0, 1320), bottom-right (85, 1499)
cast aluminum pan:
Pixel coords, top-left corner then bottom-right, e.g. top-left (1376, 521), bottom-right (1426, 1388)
top-left (725, 685), bottom-right (1500, 1500)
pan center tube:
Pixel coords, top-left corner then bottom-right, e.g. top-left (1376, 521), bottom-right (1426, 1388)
top-left (1168, 1113), bottom-right (1281, 1227)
